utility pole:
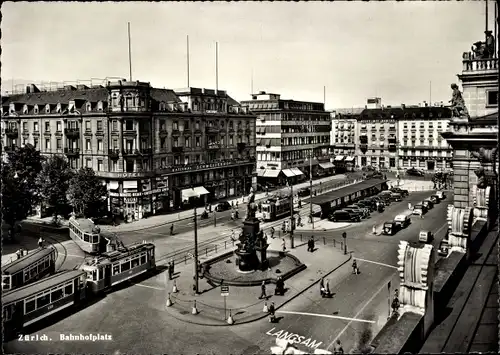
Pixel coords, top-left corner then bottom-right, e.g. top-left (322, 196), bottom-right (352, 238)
top-left (193, 206), bottom-right (199, 294)
top-left (289, 182), bottom-right (294, 249)
top-left (127, 22), bottom-right (132, 82)
top-left (309, 151), bottom-right (314, 230)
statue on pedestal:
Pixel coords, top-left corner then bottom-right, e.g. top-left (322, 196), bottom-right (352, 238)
top-left (245, 187), bottom-right (258, 221)
top-left (449, 84), bottom-right (468, 118)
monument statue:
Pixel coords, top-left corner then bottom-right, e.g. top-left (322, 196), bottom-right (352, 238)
top-left (449, 84), bottom-right (468, 118)
top-left (245, 187), bottom-right (258, 220)
top-left (484, 30), bottom-right (495, 58)
top-left (471, 41), bottom-right (486, 59)
top-left (471, 147), bottom-right (498, 188)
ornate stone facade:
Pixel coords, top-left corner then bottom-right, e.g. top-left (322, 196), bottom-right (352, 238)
top-left (397, 241), bottom-right (436, 337)
top-left (446, 205), bottom-right (474, 255)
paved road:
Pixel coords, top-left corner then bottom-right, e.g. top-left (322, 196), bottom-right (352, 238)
top-left (4, 190), bottom-right (448, 355)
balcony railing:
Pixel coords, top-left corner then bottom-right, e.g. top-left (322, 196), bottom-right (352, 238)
top-left (206, 127), bottom-right (219, 134)
top-left (5, 128), bottom-right (19, 138)
top-left (462, 54), bottom-right (498, 73)
top-left (108, 149), bottom-right (120, 159)
top-left (122, 149), bottom-right (139, 156)
top-left (171, 129), bottom-right (181, 136)
top-left (64, 148), bottom-right (80, 155)
top-left (172, 146), bottom-right (184, 153)
top-left (207, 143), bottom-right (221, 150)
top-left (123, 129), bottom-right (137, 136)
top-left (64, 128), bottom-right (80, 138)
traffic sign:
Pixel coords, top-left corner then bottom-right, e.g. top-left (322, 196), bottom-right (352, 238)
top-left (187, 252), bottom-right (194, 259)
top-left (221, 285), bottom-right (229, 297)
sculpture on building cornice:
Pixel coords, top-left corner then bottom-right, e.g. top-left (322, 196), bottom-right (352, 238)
top-left (471, 41), bottom-right (486, 59)
top-left (484, 30), bottom-right (495, 58)
top-left (449, 84), bottom-right (469, 118)
top-left (471, 147), bottom-right (498, 188)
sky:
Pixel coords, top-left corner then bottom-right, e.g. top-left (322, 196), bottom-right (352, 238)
top-left (1, 1), bottom-right (495, 109)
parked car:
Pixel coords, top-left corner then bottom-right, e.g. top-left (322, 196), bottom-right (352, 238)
top-left (390, 187), bottom-right (409, 197)
top-left (343, 207), bottom-right (366, 219)
top-left (298, 188), bottom-right (311, 198)
top-left (377, 193), bottom-right (392, 205)
top-left (390, 192), bottom-right (403, 202)
top-left (349, 204), bottom-right (370, 217)
top-left (329, 210), bottom-right (361, 222)
top-left (429, 195), bottom-right (440, 204)
top-left (422, 199), bottom-right (434, 210)
top-left (406, 167), bottom-right (425, 177)
top-left (412, 204), bottom-right (428, 216)
top-left (436, 191), bottom-right (446, 200)
top-left (359, 199), bottom-right (376, 211)
top-left (438, 239), bottom-right (449, 256)
top-left (215, 201), bottom-right (231, 212)
top-left (394, 213), bottom-right (412, 228)
top-left (382, 221), bottom-right (400, 236)
top-left (419, 230), bottom-right (434, 243)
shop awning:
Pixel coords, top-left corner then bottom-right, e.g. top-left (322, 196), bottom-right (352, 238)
top-left (291, 168), bottom-right (304, 176)
top-left (282, 169), bottom-right (295, 177)
top-left (181, 186), bottom-right (209, 200)
top-left (334, 156), bottom-right (345, 161)
top-left (257, 169), bottom-right (266, 177)
top-left (345, 156), bottom-right (355, 162)
top-left (263, 169), bottom-right (280, 178)
top-left (108, 181), bottom-right (119, 190)
top-left (319, 162), bottom-right (335, 169)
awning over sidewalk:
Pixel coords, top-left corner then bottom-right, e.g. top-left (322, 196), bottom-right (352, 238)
top-left (257, 169), bottom-right (266, 177)
top-left (345, 156), bottom-right (355, 162)
top-left (282, 169), bottom-right (295, 177)
top-left (319, 162), bottom-right (335, 169)
top-left (263, 169), bottom-right (280, 178)
top-left (334, 156), bottom-right (345, 161)
top-left (291, 168), bottom-right (304, 176)
top-left (181, 186), bottom-right (210, 200)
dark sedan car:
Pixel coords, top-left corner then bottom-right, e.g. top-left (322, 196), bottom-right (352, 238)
top-left (298, 188), bottom-right (311, 198)
top-left (390, 187), bottom-right (409, 197)
top-left (406, 167), bottom-right (425, 176)
top-left (215, 201), bottom-right (231, 212)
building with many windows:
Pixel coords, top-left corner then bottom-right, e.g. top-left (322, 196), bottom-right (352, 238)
top-left (356, 105), bottom-right (453, 171)
top-left (329, 108), bottom-right (362, 172)
top-left (1, 80), bottom-right (256, 221)
top-left (241, 91), bottom-right (331, 187)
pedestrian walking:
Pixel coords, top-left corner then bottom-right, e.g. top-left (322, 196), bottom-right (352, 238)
top-left (168, 262), bottom-right (173, 280)
top-left (170, 224), bottom-right (174, 235)
top-left (259, 281), bottom-right (267, 299)
top-left (16, 249), bottom-right (21, 260)
top-left (325, 279), bottom-right (330, 294)
top-left (268, 301), bottom-right (276, 322)
top-left (352, 259), bottom-right (358, 274)
top-left (281, 238), bottom-right (286, 252)
top-left (333, 340), bottom-right (344, 354)
top-left (38, 237), bottom-right (44, 248)
top-left (307, 236), bottom-right (314, 252)
top-left (270, 226), bottom-right (275, 239)
top-left (408, 202), bottom-right (412, 210)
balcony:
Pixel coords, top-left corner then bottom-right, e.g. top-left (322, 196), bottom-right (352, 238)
top-left (388, 136), bottom-right (397, 143)
top-left (123, 128), bottom-right (137, 137)
top-left (207, 143), bottom-right (221, 150)
top-left (205, 127), bottom-right (219, 134)
top-left (159, 129), bottom-right (168, 137)
top-left (43, 130), bottom-right (52, 137)
top-left (5, 128), bottom-right (19, 138)
top-left (171, 129), bottom-right (181, 136)
top-left (122, 149), bottom-right (139, 156)
top-left (462, 54), bottom-right (498, 74)
top-left (139, 148), bottom-right (153, 155)
top-left (237, 142), bottom-right (247, 151)
top-left (172, 146), bottom-right (184, 153)
top-left (64, 128), bottom-right (80, 138)
top-left (64, 148), bottom-right (80, 156)
top-left (108, 149), bottom-right (120, 159)
top-left (388, 144), bottom-right (397, 152)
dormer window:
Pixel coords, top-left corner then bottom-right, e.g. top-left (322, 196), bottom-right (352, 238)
top-left (56, 103), bottom-right (62, 113)
top-left (86, 102), bottom-right (92, 111)
top-left (34, 105), bottom-right (39, 114)
top-left (45, 104), bottom-right (51, 113)
top-left (23, 105), bottom-right (28, 114)
top-left (68, 101), bottom-right (75, 113)
top-left (159, 102), bottom-right (166, 111)
top-left (97, 101), bottom-right (103, 111)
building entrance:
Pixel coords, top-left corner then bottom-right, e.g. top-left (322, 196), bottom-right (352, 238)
top-left (427, 161), bottom-right (435, 171)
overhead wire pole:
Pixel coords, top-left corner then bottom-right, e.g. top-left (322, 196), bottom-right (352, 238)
top-left (127, 22), bottom-right (132, 82)
top-left (215, 42), bottom-right (219, 92)
top-left (289, 182), bottom-right (294, 249)
top-left (187, 35), bottom-right (190, 87)
top-left (193, 204), bottom-right (199, 294)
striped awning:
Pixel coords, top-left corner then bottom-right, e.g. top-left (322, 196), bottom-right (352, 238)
top-left (334, 156), bottom-right (345, 161)
top-left (319, 162), bottom-right (335, 169)
top-left (263, 169), bottom-right (280, 178)
top-left (282, 169), bottom-right (295, 177)
top-left (291, 168), bottom-right (304, 176)
top-left (257, 169), bottom-right (266, 177)
top-left (181, 186), bottom-right (209, 200)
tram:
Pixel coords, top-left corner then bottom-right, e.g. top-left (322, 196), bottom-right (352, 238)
top-left (80, 242), bottom-right (156, 294)
top-left (2, 247), bottom-right (57, 291)
top-left (3, 270), bottom-right (87, 339)
top-left (261, 196), bottom-right (293, 221)
top-left (69, 217), bottom-right (105, 254)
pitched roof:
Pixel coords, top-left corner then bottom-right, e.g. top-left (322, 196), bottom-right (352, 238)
top-left (150, 88), bottom-right (181, 103)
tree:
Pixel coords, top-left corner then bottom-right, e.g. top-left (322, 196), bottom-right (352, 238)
top-left (67, 167), bottom-right (108, 218)
top-left (1, 144), bottom-right (44, 234)
top-left (36, 155), bottom-right (74, 218)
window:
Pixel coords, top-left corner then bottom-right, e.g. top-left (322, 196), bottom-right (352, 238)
top-left (45, 139), bottom-right (50, 149)
top-left (86, 158), bottom-right (92, 168)
top-left (112, 264), bottom-right (120, 275)
top-left (229, 136), bottom-right (233, 145)
top-left (97, 139), bottom-right (103, 151)
top-left (125, 120), bottom-right (134, 131)
top-left (161, 137), bottom-right (166, 149)
top-left (173, 138), bottom-right (179, 147)
top-left (22, 122), bottom-right (27, 131)
top-left (97, 120), bottom-right (103, 131)
top-left (86, 139), bottom-right (91, 151)
top-left (121, 261), bottom-right (131, 272)
top-left (45, 122), bottom-right (50, 131)
top-left (112, 120), bottom-right (118, 131)
top-left (140, 255), bottom-right (146, 264)
top-left (184, 121), bottom-right (189, 130)
top-left (33, 122), bottom-right (39, 131)
top-left (173, 121), bottom-right (178, 130)
top-left (112, 139), bottom-right (118, 149)
top-left (185, 138), bottom-right (190, 147)
top-left (195, 121), bottom-right (200, 130)
top-left (56, 139), bottom-right (62, 149)
top-left (36, 293), bottom-right (50, 308)
top-left (51, 288), bottom-right (64, 302)
top-left (131, 257), bottom-right (140, 268)
top-left (25, 298), bottom-right (36, 313)
top-left (34, 138), bottom-right (39, 149)
top-left (97, 160), bottom-right (103, 171)
top-left (57, 122), bottom-right (62, 131)
top-left (85, 121), bottom-right (91, 131)
top-left (487, 90), bottom-right (498, 106)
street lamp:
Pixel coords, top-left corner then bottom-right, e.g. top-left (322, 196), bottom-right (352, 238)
top-left (342, 232), bottom-right (347, 255)
top-left (309, 151), bottom-right (314, 230)
top-left (289, 181), bottom-right (294, 249)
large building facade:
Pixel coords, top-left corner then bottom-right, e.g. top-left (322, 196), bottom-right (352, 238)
top-left (241, 92), bottom-right (331, 186)
top-left (329, 109), bottom-right (361, 171)
top-left (1, 80), bottom-right (256, 220)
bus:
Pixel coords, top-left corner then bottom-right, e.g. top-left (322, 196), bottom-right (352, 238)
top-left (3, 270), bottom-right (87, 339)
top-left (80, 241), bottom-right (156, 294)
top-left (69, 217), bottom-right (105, 254)
top-left (261, 196), bottom-right (293, 221)
top-left (2, 247), bottom-right (57, 291)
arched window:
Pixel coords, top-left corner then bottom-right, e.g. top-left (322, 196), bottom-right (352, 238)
top-left (45, 104), bottom-right (51, 113)
top-left (23, 105), bottom-right (28, 114)
top-left (56, 103), bottom-right (62, 113)
top-left (97, 101), bottom-right (103, 111)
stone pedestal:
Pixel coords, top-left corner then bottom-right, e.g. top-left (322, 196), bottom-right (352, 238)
top-left (234, 217), bottom-right (268, 272)
top-left (255, 243), bottom-right (269, 270)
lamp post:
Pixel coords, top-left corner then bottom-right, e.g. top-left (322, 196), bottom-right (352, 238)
top-left (309, 151), bottom-right (314, 230)
top-left (193, 204), bottom-right (199, 294)
top-left (342, 231), bottom-right (347, 255)
top-left (289, 181), bottom-right (295, 249)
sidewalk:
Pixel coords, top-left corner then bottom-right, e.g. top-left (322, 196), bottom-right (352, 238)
top-left (296, 217), bottom-right (350, 232)
top-left (1, 234), bottom-right (45, 266)
top-left (163, 236), bottom-right (351, 326)
top-left (388, 179), bottom-right (436, 192)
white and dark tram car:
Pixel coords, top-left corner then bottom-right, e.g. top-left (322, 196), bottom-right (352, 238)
top-left (261, 196), bottom-right (293, 221)
top-left (2, 247), bottom-right (57, 291)
top-left (68, 217), bottom-right (106, 254)
top-left (3, 270), bottom-right (87, 339)
top-left (80, 242), bottom-right (156, 294)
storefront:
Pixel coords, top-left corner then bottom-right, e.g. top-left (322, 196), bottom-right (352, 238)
top-left (345, 156), bottom-right (356, 171)
top-left (318, 161), bottom-right (335, 176)
top-left (333, 155), bottom-right (346, 173)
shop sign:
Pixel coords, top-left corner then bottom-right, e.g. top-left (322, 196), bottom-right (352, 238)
top-left (109, 188), bottom-right (168, 198)
top-left (125, 198), bottom-right (137, 203)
